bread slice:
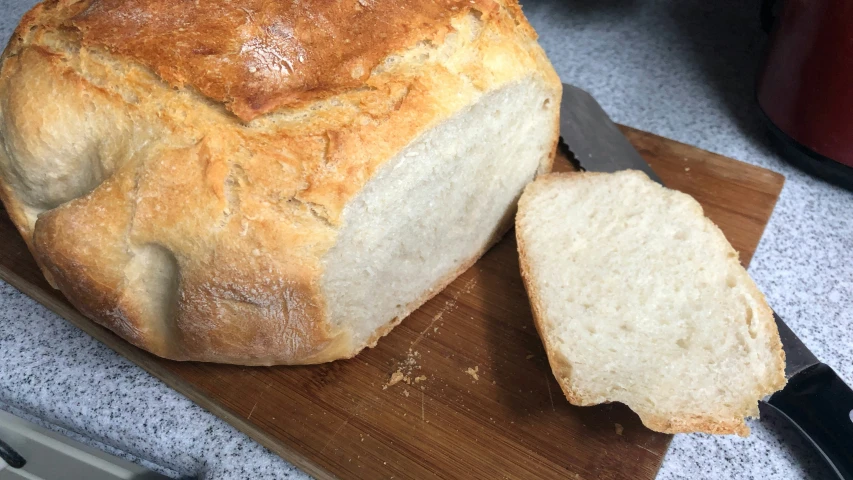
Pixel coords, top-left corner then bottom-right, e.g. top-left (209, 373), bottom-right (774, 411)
top-left (515, 170), bottom-right (786, 436)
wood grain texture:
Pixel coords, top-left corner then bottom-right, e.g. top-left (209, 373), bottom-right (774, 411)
top-left (0, 126), bottom-right (784, 480)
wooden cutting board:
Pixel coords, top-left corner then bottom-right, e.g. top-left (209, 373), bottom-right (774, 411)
top-left (0, 126), bottom-right (784, 480)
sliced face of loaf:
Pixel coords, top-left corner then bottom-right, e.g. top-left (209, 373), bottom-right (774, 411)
top-left (515, 170), bottom-right (786, 436)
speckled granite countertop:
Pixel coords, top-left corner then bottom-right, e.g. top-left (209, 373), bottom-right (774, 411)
top-left (1, 0), bottom-right (850, 478)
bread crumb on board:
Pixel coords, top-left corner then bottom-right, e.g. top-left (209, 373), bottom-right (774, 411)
top-left (383, 371), bottom-right (407, 390)
top-left (379, 279), bottom-right (477, 393)
top-left (466, 366), bottom-right (479, 381)
top-left (383, 349), bottom-right (425, 390)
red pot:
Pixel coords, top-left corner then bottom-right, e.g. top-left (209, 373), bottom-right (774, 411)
top-left (757, 0), bottom-right (853, 188)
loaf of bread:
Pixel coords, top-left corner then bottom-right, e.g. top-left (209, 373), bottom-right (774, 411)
top-left (516, 171), bottom-right (786, 436)
top-left (0, 0), bottom-right (561, 364)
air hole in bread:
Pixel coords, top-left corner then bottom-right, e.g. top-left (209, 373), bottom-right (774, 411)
top-left (744, 303), bottom-right (757, 339)
top-left (735, 331), bottom-right (748, 351)
top-left (726, 272), bottom-right (737, 288)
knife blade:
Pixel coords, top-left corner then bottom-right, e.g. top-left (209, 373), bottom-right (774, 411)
top-left (559, 82), bottom-right (853, 479)
top-left (773, 311), bottom-right (819, 379)
top-left (559, 84), bottom-right (662, 183)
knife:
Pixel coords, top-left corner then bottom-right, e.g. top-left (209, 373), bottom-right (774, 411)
top-left (559, 83), bottom-right (853, 479)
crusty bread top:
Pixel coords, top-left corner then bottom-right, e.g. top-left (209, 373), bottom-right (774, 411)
top-left (9, 0), bottom-right (521, 121)
top-left (2, 0), bottom-right (556, 227)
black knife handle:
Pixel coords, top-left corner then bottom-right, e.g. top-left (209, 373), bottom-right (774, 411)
top-left (767, 363), bottom-right (853, 480)
top-left (0, 437), bottom-right (26, 469)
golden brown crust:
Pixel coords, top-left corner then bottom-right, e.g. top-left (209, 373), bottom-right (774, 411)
top-left (516, 172), bottom-right (787, 437)
top-left (0, 0), bottom-right (560, 364)
top-left (640, 413), bottom-right (750, 437)
top-left (70, 0), bottom-right (499, 121)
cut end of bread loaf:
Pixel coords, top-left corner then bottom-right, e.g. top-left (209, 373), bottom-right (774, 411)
top-left (516, 171), bottom-right (786, 436)
top-left (322, 79), bottom-right (557, 350)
